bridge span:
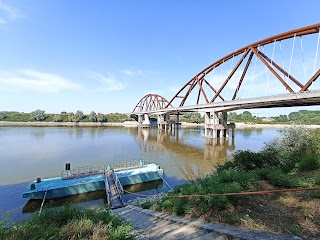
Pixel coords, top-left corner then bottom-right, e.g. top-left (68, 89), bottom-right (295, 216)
top-left (132, 24), bottom-right (320, 138)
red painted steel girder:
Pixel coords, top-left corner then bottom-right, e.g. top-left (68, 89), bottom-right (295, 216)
top-left (132, 94), bottom-right (174, 113)
top-left (167, 23), bottom-right (320, 107)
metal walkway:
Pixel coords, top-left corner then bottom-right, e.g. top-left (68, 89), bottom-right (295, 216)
top-left (105, 170), bottom-right (125, 209)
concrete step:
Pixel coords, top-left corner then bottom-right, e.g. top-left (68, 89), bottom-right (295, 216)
top-left (113, 206), bottom-right (301, 240)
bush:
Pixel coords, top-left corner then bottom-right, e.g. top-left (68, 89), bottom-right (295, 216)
top-left (29, 109), bottom-right (46, 121)
top-left (141, 201), bottom-right (153, 209)
top-left (222, 212), bottom-right (239, 224)
top-left (264, 127), bottom-right (318, 172)
top-left (89, 111), bottom-right (97, 122)
top-left (97, 113), bottom-right (107, 122)
top-left (298, 155), bottom-right (320, 171)
top-left (0, 112), bottom-right (6, 120)
top-left (52, 114), bottom-right (63, 122)
top-left (258, 167), bottom-right (300, 188)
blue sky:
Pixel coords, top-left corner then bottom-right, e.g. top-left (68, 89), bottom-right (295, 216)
top-left (0, 0), bottom-right (319, 116)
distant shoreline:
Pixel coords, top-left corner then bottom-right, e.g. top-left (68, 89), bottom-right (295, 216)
top-left (0, 121), bottom-right (319, 129)
top-left (0, 121), bottom-right (139, 127)
top-left (180, 122), bottom-right (320, 129)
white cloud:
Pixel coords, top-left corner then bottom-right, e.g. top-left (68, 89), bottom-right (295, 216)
top-left (120, 69), bottom-right (145, 76)
top-left (0, 1), bottom-right (21, 25)
top-left (0, 69), bottom-right (82, 92)
top-left (89, 72), bottom-right (126, 91)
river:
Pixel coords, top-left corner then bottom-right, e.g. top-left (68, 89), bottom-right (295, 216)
top-left (0, 126), bottom-right (281, 221)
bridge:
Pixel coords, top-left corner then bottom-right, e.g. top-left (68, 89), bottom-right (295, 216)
top-left (132, 23), bottom-right (320, 138)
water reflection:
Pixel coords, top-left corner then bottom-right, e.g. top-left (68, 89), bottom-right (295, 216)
top-left (0, 126), bottom-right (280, 221)
top-left (134, 128), bottom-right (235, 182)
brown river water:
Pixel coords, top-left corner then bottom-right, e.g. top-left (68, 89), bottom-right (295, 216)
top-left (0, 126), bottom-right (281, 221)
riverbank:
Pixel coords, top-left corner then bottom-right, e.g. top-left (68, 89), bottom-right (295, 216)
top-left (1, 120), bottom-right (319, 129)
top-left (0, 121), bottom-right (139, 127)
top-left (181, 122), bottom-right (320, 129)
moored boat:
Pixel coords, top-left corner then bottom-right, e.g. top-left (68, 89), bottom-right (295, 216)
top-left (22, 160), bottom-right (164, 200)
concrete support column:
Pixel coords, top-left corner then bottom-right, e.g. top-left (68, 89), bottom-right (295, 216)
top-left (143, 114), bottom-right (150, 124)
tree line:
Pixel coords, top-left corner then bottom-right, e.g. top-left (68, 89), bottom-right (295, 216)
top-left (0, 110), bottom-right (133, 123)
top-left (1, 109), bottom-right (320, 124)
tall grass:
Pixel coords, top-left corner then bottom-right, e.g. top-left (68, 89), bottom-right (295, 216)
top-left (0, 205), bottom-right (134, 240)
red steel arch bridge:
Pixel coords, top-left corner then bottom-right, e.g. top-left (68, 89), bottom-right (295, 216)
top-left (132, 23), bottom-right (320, 137)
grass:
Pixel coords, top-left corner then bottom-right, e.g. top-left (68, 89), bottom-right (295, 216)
top-left (0, 205), bottom-right (134, 240)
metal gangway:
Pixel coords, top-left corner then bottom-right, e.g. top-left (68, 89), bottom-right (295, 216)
top-left (105, 169), bottom-right (125, 209)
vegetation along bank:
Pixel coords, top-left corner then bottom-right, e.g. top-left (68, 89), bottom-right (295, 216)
top-left (1, 109), bottom-right (320, 126)
top-left (137, 127), bottom-right (320, 239)
top-left (0, 205), bottom-right (134, 240)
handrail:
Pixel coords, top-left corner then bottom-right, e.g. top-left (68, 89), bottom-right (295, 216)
top-left (104, 169), bottom-right (111, 206)
top-left (61, 160), bottom-right (144, 179)
top-left (114, 173), bottom-right (125, 205)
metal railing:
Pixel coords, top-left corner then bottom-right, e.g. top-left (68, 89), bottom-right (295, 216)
top-left (108, 160), bottom-right (144, 171)
top-left (114, 173), bottom-right (125, 205)
top-left (61, 165), bottom-right (105, 179)
top-left (61, 160), bottom-right (145, 179)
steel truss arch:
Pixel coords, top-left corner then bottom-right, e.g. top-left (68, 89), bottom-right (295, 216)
top-left (167, 23), bottom-right (320, 107)
top-left (132, 94), bottom-right (174, 113)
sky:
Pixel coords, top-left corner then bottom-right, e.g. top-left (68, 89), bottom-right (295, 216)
top-left (0, 0), bottom-right (319, 117)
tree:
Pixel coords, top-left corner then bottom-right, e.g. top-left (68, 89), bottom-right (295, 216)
top-left (68, 112), bottom-right (75, 122)
top-left (275, 115), bottom-right (288, 122)
top-left (241, 111), bottom-right (252, 122)
top-left (30, 109), bottom-right (46, 121)
top-left (89, 111), bottom-right (97, 122)
top-left (189, 113), bottom-right (201, 123)
top-left (53, 114), bottom-right (63, 122)
top-left (288, 112), bottom-right (301, 121)
top-left (0, 112), bottom-right (6, 120)
top-left (97, 113), bottom-right (107, 122)
top-left (69, 110), bottom-right (84, 122)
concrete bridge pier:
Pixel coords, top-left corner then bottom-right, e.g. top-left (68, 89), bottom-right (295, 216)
top-left (139, 114), bottom-right (151, 128)
top-left (157, 114), bottom-right (170, 130)
top-left (204, 111), bottom-right (235, 138)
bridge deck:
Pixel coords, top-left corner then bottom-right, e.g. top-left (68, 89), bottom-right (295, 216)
top-left (105, 171), bottom-right (124, 209)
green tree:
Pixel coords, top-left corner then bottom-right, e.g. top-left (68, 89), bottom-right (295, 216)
top-left (53, 114), bottom-right (63, 122)
top-left (68, 112), bottom-right (74, 122)
top-left (0, 112), bottom-right (6, 120)
top-left (89, 111), bottom-right (97, 122)
top-left (69, 110), bottom-right (84, 122)
top-left (241, 111), bottom-right (252, 122)
top-left (29, 109), bottom-right (46, 121)
top-left (97, 113), bottom-right (107, 122)
top-left (288, 112), bottom-right (301, 121)
top-left (189, 112), bottom-right (201, 123)
top-left (275, 115), bottom-right (288, 122)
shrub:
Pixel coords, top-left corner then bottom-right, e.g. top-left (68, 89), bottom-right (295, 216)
top-left (264, 127), bottom-right (318, 172)
top-left (89, 111), bottom-right (97, 122)
top-left (160, 199), bottom-right (174, 212)
top-left (97, 113), bottom-right (107, 122)
top-left (222, 212), bottom-right (239, 224)
top-left (258, 167), bottom-right (300, 188)
top-left (29, 109), bottom-right (46, 121)
top-left (298, 155), bottom-right (320, 171)
top-left (0, 112), bottom-right (6, 120)
top-left (141, 201), bottom-right (153, 209)
top-left (52, 114), bottom-right (63, 122)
